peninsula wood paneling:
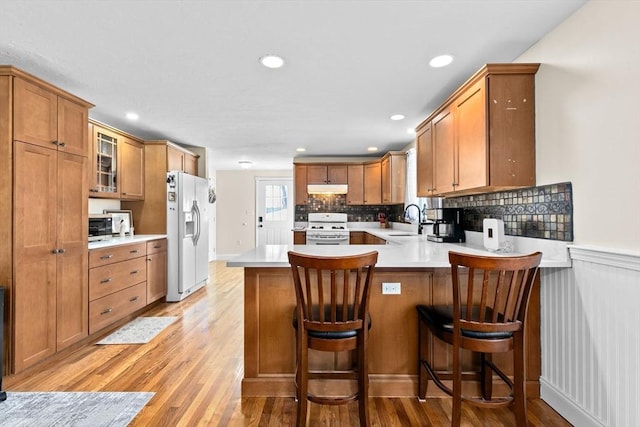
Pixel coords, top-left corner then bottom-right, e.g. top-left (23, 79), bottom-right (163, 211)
top-left (242, 266), bottom-right (541, 398)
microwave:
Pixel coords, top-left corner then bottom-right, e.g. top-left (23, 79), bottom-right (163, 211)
top-left (88, 214), bottom-right (113, 242)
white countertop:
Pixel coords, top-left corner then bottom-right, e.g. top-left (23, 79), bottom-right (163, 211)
top-left (88, 234), bottom-right (167, 250)
top-left (228, 226), bottom-right (571, 269)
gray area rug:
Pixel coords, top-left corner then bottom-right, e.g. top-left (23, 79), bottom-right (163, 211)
top-left (97, 316), bottom-right (177, 345)
top-left (0, 391), bottom-right (154, 426)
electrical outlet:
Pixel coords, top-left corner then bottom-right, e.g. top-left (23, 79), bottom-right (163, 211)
top-left (382, 282), bottom-right (401, 295)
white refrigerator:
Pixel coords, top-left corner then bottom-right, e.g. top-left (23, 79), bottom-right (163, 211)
top-left (166, 171), bottom-right (209, 302)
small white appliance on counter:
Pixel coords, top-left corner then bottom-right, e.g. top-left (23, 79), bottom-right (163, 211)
top-left (483, 218), bottom-right (507, 252)
top-left (166, 171), bottom-right (210, 302)
top-left (306, 213), bottom-right (350, 245)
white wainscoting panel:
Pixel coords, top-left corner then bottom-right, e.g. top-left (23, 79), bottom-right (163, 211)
top-left (540, 246), bottom-right (640, 427)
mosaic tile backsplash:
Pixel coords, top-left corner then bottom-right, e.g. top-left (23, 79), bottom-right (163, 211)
top-left (294, 194), bottom-right (404, 223)
top-left (294, 182), bottom-right (573, 242)
top-left (444, 182), bottom-right (573, 241)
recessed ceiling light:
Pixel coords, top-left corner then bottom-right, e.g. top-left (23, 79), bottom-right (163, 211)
top-left (126, 112), bottom-right (139, 121)
top-left (367, 147), bottom-right (378, 152)
top-left (238, 160), bottom-right (253, 169)
top-left (260, 55), bottom-right (285, 69)
top-left (390, 114), bottom-right (405, 121)
top-left (296, 147), bottom-right (306, 152)
top-left (429, 54), bottom-right (454, 68)
top-left (407, 128), bottom-right (416, 135)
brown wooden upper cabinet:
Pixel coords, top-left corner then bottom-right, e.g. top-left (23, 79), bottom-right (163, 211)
top-left (294, 164), bottom-right (308, 205)
top-left (120, 137), bottom-right (145, 200)
top-left (381, 151), bottom-right (406, 204)
top-left (167, 144), bottom-right (198, 176)
top-left (347, 164), bottom-right (364, 205)
top-left (432, 105), bottom-right (455, 195)
top-left (416, 63), bottom-right (539, 197)
top-left (294, 156), bottom-right (403, 206)
top-left (88, 120), bottom-right (145, 200)
top-left (13, 76), bottom-right (89, 158)
top-left (307, 164), bottom-right (348, 185)
top-left (363, 161), bottom-right (382, 205)
top-left (416, 122), bottom-right (433, 195)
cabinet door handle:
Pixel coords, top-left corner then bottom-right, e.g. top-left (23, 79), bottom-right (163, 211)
top-left (130, 270), bottom-right (139, 275)
top-left (129, 296), bottom-right (139, 302)
top-left (100, 278), bottom-right (112, 284)
top-left (153, 245), bottom-right (161, 249)
top-left (58, 248), bottom-right (65, 254)
top-left (147, 258), bottom-right (152, 262)
top-left (100, 307), bottom-right (113, 315)
top-left (100, 254), bottom-right (113, 260)
top-left (129, 250), bottom-right (139, 254)
top-left (52, 249), bottom-right (59, 254)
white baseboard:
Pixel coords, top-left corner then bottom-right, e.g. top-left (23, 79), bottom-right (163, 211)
top-left (541, 378), bottom-right (604, 427)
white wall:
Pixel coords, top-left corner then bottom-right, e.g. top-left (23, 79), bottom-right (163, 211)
top-left (516, 2), bottom-right (640, 425)
top-left (88, 198), bottom-right (120, 215)
top-left (517, 0), bottom-right (640, 252)
top-left (216, 169), bottom-right (292, 258)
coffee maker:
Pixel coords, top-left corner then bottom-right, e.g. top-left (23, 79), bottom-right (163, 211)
top-left (426, 207), bottom-right (466, 243)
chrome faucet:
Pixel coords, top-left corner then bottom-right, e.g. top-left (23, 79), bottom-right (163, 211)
top-left (403, 204), bottom-right (423, 234)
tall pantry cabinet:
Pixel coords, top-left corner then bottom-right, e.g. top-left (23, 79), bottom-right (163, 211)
top-left (0, 66), bottom-right (93, 374)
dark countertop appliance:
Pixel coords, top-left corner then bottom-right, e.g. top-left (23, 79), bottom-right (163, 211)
top-left (426, 208), bottom-right (465, 243)
top-left (88, 214), bottom-right (113, 242)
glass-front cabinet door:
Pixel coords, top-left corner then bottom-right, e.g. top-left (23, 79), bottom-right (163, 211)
top-left (89, 123), bottom-right (119, 197)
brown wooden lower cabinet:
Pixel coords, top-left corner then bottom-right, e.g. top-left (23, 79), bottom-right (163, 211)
top-left (89, 283), bottom-right (147, 334)
top-left (88, 238), bottom-right (166, 334)
top-left (350, 231), bottom-right (365, 244)
top-left (242, 267), bottom-right (540, 398)
top-left (293, 231), bottom-right (306, 244)
top-left (350, 231), bottom-right (386, 245)
top-left (146, 239), bottom-right (168, 303)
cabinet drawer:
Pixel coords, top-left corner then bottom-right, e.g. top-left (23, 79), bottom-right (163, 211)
top-left (89, 256), bottom-right (147, 301)
top-left (89, 242), bottom-right (147, 268)
top-left (89, 282), bottom-right (147, 334)
top-left (146, 239), bottom-right (167, 255)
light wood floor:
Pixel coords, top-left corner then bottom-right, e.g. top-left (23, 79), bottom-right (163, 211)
top-left (4, 261), bottom-right (571, 426)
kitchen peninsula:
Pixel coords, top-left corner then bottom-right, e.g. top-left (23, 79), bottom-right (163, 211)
top-left (227, 229), bottom-right (570, 398)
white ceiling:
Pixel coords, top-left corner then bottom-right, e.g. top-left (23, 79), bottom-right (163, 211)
top-left (0, 0), bottom-right (587, 170)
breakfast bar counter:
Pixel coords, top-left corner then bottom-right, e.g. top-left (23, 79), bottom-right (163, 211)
top-left (228, 232), bottom-right (570, 398)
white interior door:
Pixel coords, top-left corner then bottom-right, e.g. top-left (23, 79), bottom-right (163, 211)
top-left (256, 178), bottom-right (293, 246)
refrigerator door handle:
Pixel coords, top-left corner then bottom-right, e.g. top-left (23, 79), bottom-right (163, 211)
top-left (193, 199), bottom-right (201, 246)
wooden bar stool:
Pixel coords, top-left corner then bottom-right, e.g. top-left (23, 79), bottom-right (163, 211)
top-left (417, 251), bottom-right (542, 426)
top-left (288, 250), bottom-right (378, 427)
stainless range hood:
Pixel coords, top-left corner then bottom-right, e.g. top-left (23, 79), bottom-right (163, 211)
top-left (307, 184), bottom-right (348, 194)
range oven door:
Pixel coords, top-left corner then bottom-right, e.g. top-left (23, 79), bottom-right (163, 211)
top-left (305, 233), bottom-right (350, 245)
